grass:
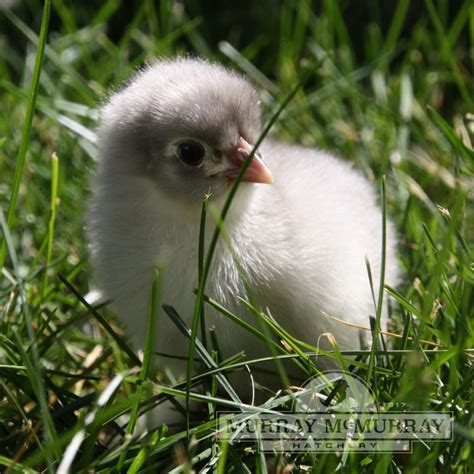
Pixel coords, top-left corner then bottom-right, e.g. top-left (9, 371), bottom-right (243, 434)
top-left (0, 0), bottom-right (473, 472)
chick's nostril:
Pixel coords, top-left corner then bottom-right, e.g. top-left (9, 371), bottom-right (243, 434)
top-left (233, 148), bottom-right (248, 164)
top-left (212, 149), bottom-right (223, 162)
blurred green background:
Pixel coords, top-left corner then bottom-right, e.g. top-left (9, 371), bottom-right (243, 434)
top-left (1, 0), bottom-right (472, 268)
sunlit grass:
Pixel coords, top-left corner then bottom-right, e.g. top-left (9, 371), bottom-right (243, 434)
top-left (0, 1), bottom-right (472, 472)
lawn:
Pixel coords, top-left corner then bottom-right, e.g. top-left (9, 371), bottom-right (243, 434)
top-left (0, 1), bottom-right (473, 472)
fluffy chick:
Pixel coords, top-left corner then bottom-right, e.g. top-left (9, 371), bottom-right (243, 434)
top-left (87, 57), bottom-right (399, 394)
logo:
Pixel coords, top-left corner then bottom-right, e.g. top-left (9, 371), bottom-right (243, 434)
top-left (217, 371), bottom-right (452, 453)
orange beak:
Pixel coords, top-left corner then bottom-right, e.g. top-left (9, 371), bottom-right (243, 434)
top-left (222, 137), bottom-right (273, 184)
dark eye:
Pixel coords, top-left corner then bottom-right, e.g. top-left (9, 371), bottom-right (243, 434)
top-left (178, 141), bottom-right (205, 166)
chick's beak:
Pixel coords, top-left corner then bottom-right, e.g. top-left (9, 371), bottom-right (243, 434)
top-left (222, 137), bottom-right (273, 184)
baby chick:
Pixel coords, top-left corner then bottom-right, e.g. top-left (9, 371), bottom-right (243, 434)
top-left (87, 57), bottom-right (399, 395)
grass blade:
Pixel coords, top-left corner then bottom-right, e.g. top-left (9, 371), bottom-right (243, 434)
top-left (0, 0), bottom-right (51, 269)
top-left (184, 64), bottom-right (316, 436)
top-left (367, 175), bottom-right (387, 388)
top-left (57, 273), bottom-right (141, 367)
top-left (163, 305), bottom-right (242, 405)
top-left (117, 269), bottom-right (161, 470)
top-left (40, 152), bottom-right (59, 299)
top-left (1, 208), bottom-right (60, 466)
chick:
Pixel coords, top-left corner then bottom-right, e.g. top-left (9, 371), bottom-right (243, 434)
top-left (87, 57), bottom-right (399, 394)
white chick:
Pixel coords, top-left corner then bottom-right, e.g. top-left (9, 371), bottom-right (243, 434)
top-left (87, 57), bottom-right (399, 397)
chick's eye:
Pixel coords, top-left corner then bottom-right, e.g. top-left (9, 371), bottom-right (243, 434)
top-left (178, 141), bottom-right (205, 166)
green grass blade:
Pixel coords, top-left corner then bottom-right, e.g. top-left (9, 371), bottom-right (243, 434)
top-left (198, 194), bottom-right (210, 350)
top-left (427, 105), bottom-right (474, 164)
top-left (367, 175), bottom-right (387, 388)
top-left (184, 65), bottom-right (315, 436)
top-left (163, 304), bottom-right (242, 405)
top-left (384, 0), bottom-right (410, 53)
top-left (424, 0), bottom-right (473, 106)
top-left (57, 273), bottom-right (142, 366)
top-left (41, 152), bottom-right (59, 299)
top-left (0, 0), bottom-right (51, 270)
top-left (117, 269), bottom-right (161, 470)
top-left (0, 207), bottom-right (60, 466)
top-left (0, 455), bottom-right (37, 474)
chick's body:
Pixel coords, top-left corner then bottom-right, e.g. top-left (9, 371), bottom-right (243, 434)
top-left (87, 58), bottom-right (399, 386)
